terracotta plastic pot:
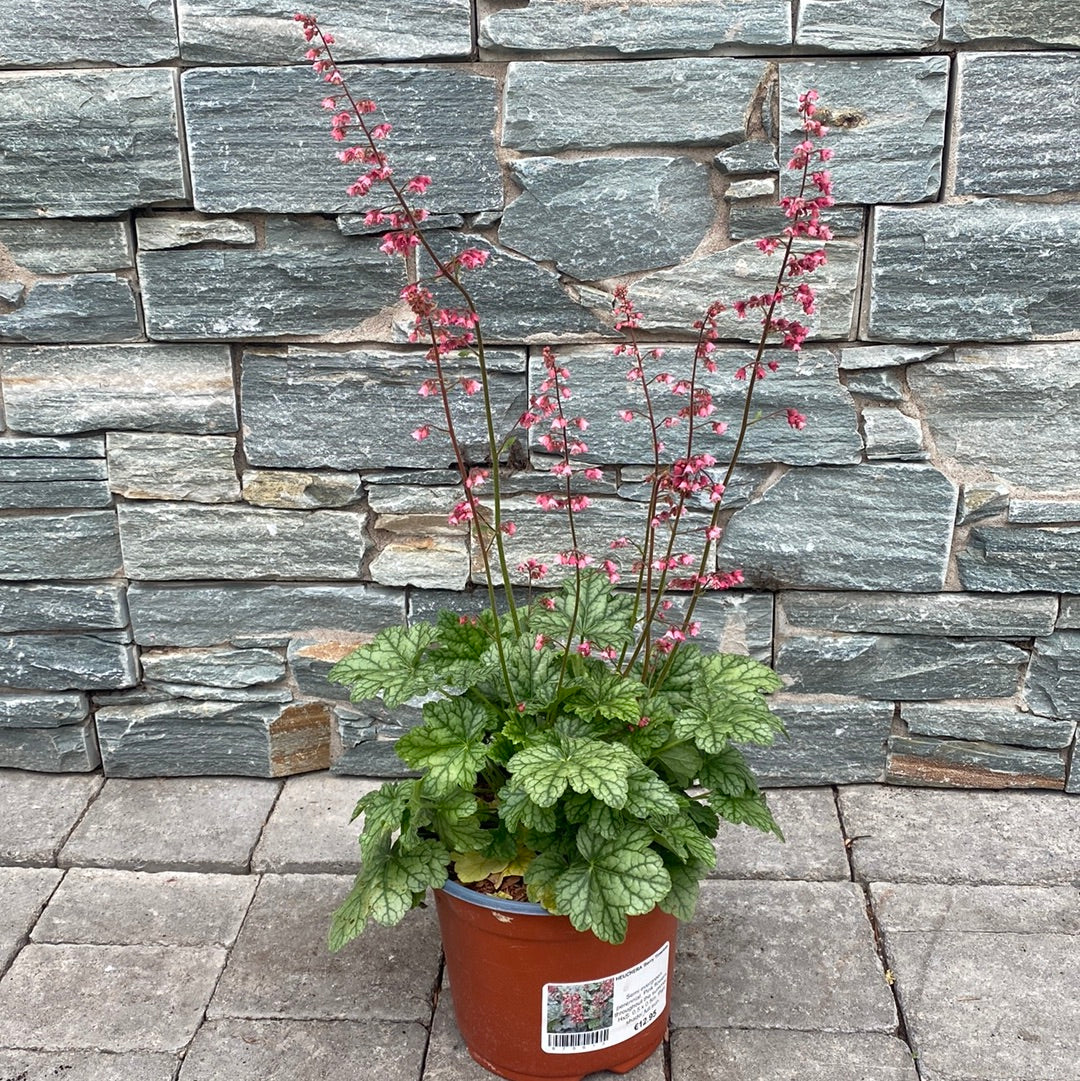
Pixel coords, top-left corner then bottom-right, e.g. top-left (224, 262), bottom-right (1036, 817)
top-left (434, 880), bottom-right (678, 1081)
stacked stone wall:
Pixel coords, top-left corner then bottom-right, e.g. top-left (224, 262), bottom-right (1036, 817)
top-left (1, 0), bottom-right (1078, 791)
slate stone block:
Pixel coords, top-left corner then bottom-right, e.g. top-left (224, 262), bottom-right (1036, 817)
top-left (959, 527), bottom-right (1080, 593)
top-left (332, 730), bottom-right (420, 777)
top-left (501, 156), bottom-right (714, 278)
top-left (725, 177), bottom-right (776, 200)
top-left (902, 702), bottom-right (1075, 751)
top-left (943, 0), bottom-right (1080, 47)
top-left (887, 734), bottom-right (1067, 789)
top-left (838, 343), bottom-right (946, 370)
top-left (868, 202), bottom-right (1080, 341)
top-left (116, 502), bottom-right (368, 580)
top-left (1024, 632), bottom-right (1080, 721)
top-left (136, 213), bottom-right (256, 250)
top-left (287, 634), bottom-right (370, 701)
top-left (369, 536), bottom-right (471, 590)
top-left (844, 369), bottom-right (904, 402)
top-left (0, 583), bottom-right (128, 633)
top-left (143, 681), bottom-right (291, 705)
top-left (0, 281), bottom-right (24, 303)
top-left (503, 59), bottom-right (768, 152)
top-left (0, 633), bottom-right (138, 691)
top-left (0, 435), bottom-right (104, 458)
top-left (0, 718), bottom-right (101, 772)
top-left (862, 407), bottom-right (926, 460)
top-left (127, 582), bottom-right (404, 648)
top-left (777, 633), bottom-right (1027, 700)
top-left (178, 0), bottom-right (472, 62)
top-left (182, 67), bottom-right (500, 216)
top-left (781, 58), bottom-right (948, 203)
top-left (0, 511), bottom-right (123, 580)
top-left (0, 692), bottom-right (89, 728)
top-left (0, 69), bottom-right (186, 218)
top-left (0, 220), bottom-right (131, 273)
top-left (718, 464), bottom-right (957, 591)
top-left (107, 432), bottom-right (239, 502)
top-left (714, 141), bottom-right (779, 175)
top-left (1010, 498), bottom-right (1080, 524)
top-left (0, 275), bottom-right (141, 344)
top-left (795, 0), bottom-right (940, 50)
top-left (1059, 597), bottom-right (1080, 629)
top-left (242, 470), bottom-right (362, 509)
top-left (141, 647), bottom-right (286, 689)
top-left (0, 479), bottom-right (112, 508)
top-left (728, 204), bottom-right (865, 241)
top-left (957, 483), bottom-right (1010, 525)
top-left (242, 346), bottom-right (526, 469)
top-left (0, 343), bottom-right (236, 435)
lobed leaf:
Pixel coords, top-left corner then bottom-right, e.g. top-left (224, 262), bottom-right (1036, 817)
top-left (329, 624), bottom-right (441, 708)
top-left (395, 696), bottom-right (493, 797)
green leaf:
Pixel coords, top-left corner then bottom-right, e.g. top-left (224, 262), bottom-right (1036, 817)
top-left (698, 746), bottom-right (759, 797)
top-left (652, 816), bottom-right (717, 867)
top-left (709, 652), bottom-right (782, 698)
top-left (507, 734), bottom-right (638, 809)
top-left (524, 843), bottom-right (574, 911)
top-left (329, 624), bottom-right (440, 708)
top-left (530, 570), bottom-right (636, 652)
top-left (565, 668), bottom-right (647, 725)
top-left (659, 861), bottom-right (702, 922)
top-left (655, 643), bottom-right (707, 711)
top-left (354, 781), bottom-right (413, 865)
top-left (653, 740), bottom-right (702, 787)
top-left (498, 784), bottom-right (558, 834)
top-left (685, 799), bottom-right (720, 838)
top-left (624, 768), bottom-right (682, 821)
top-left (711, 791), bottom-right (784, 840)
top-left (673, 695), bottom-right (783, 754)
top-left (395, 696), bottom-right (492, 797)
top-left (430, 809), bottom-right (487, 852)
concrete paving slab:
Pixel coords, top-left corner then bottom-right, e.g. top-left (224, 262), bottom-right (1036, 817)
top-left (839, 785), bottom-right (1080, 885)
top-left (0, 866), bottom-right (62, 971)
top-left (32, 867), bottom-right (257, 946)
top-left (59, 777), bottom-right (281, 872)
top-left (251, 773), bottom-right (380, 873)
top-left (670, 1028), bottom-right (919, 1080)
top-left (0, 769), bottom-right (102, 866)
top-left (0, 1049), bottom-right (178, 1081)
top-left (710, 788), bottom-right (848, 881)
top-left (673, 881), bottom-right (896, 1032)
top-left (208, 873), bottom-right (441, 1023)
top-left (0, 943), bottom-right (226, 1052)
top-left (178, 1018), bottom-right (427, 1081)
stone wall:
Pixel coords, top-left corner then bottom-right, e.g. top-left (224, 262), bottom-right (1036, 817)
top-left (1, 0), bottom-right (1078, 792)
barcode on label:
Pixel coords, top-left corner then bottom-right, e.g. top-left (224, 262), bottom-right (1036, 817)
top-left (546, 1029), bottom-right (611, 1050)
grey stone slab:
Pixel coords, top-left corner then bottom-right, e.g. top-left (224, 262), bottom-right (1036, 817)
top-left (142, 681), bottom-right (291, 704)
top-left (1061, 597), bottom-right (1080, 629)
top-left (714, 140), bottom-right (779, 175)
top-left (1025, 631), bottom-right (1080, 721)
top-left (0, 281), bottom-right (23, 303)
top-left (504, 59), bottom-right (767, 152)
top-left (0, 942), bottom-right (225, 1052)
top-left (208, 873), bottom-right (442, 1021)
top-left (778, 633), bottom-right (1026, 701)
top-left (0, 436), bottom-right (104, 461)
top-left (95, 699), bottom-right (331, 779)
top-left (0, 691), bottom-right (88, 728)
top-left (781, 58), bottom-right (949, 204)
top-left (58, 777), bottom-right (278, 872)
top-left (862, 407), bottom-right (926, 460)
top-left (251, 773), bottom-right (379, 873)
top-left (141, 647), bottom-right (285, 688)
top-left (844, 368), bottom-right (904, 402)
top-left (0, 633), bottom-right (137, 691)
top-left (0, 510), bottom-right (122, 580)
top-left (725, 177), bottom-right (775, 201)
top-left (0, 866), bottom-right (62, 970)
top-left (0, 1050), bottom-right (177, 1081)
top-left (779, 589), bottom-right (1057, 637)
top-left (117, 502), bottom-right (368, 580)
top-left (1010, 497), bottom-right (1080, 524)
top-left (0, 274), bottom-right (141, 344)
top-left (0, 583), bottom-right (127, 634)
top-left (718, 464), bottom-right (957, 591)
top-left (242, 346), bottom-right (526, 469)
top-left (128, 581), bottom-right (404, 648)
top-left (868, 201), bottom-right (1080, 342)
top-left (182, 67), bottom-right (500, 216)
top-left (0, 480), bottom-right (112, 509)
top-left (32, 867), bottom-right (256, 947)
top-left (370, 536), bottom-right (471, 590)
top-left (959, 526), bottom-right (1080, 593)
top-left (671, 1029), bottom-right (919, 1081)
top-left (0, 220), bottom-right (130, 273)
top-left (331, 729), bottom-right (419, 777)
top-left (796, 0), bottom-right (940, 50)
top-left (179, 1017), bottom-right (428, 1081)
top-left (136, 212), bottom-right (256, 250)
top-left (708, 787), bottom-right (848, 881)
top-left (5, 458), bottom-right (105, 483)
top-left (838, 343), bottom-right (946, 371)
top-left (838, 785), bottom-right (1080, 885)
top-left (887, 734), bottom-right (1067, 790)
top-left (107, 432), bottom-right (239, 503)
top-left (1, 343), bottom-right (236, 435)
top-left (728, 204), bottom-right (865, 241)
top-left (242, 469), bottom-right (362, 509)
top-left (743, 695), bottom-right (892, 786)
top-left (287, 633), bottom-right (374, 702)
top-left (501, 156), bottom-right (713, 279)
top-left (673, 880), bottom-right (897, 1031)
top-left (0, 69), bottom-right (185, 218)
top-left (179, 0), bottom-right (471, 62)
top-left (0, 769), bottom-right (103, 866)
top-left (943, 0), bottom-right (1080, 46)
top-left (909, 343), bottom-right (1080, 492)
top-left (0, 718), bottom-right (101, 772)
top-left (902, 702), bottom-right (1075, 750)
top-left (957, 482), bottom-right (1010, 525)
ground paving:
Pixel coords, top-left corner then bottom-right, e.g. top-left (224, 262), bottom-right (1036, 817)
top-left (0, 769), bottom-right (1076, 1081)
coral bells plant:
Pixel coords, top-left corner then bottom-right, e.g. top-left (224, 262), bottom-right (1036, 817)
top-left (294, 15), bottom-right (835, 948)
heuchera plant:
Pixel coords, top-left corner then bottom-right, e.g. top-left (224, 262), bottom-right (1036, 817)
top-left (294, 15), bottom-right (835, 948)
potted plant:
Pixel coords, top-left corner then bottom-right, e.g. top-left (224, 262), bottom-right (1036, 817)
top-left (294, 16), bottom-right (835, 1081)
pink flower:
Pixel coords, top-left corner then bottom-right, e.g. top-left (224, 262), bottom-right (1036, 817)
top-left (458, 248), bottom-right (489, 270)
top-left (406, 174), bottom-right (433, 194)
top-left (786, 408), bottom-right (807, 430)
top-left (410, 425), bottom-right (430, 441)
top-left (370, 122), bottom-right (392, 139)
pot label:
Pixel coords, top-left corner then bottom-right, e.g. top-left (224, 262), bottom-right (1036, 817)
top-left (542, 940), bottom-right (669, 1054)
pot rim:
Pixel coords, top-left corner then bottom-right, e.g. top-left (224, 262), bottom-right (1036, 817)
top-left (439, 877), bottom-right (553, 916)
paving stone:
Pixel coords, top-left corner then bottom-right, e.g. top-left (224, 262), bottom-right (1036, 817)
top-left (902, 702), bottom-right (1075, 750)
top-left (714, 140), bottom-right (779, 175)
top-left (0, 719), bottom-right (101, 772)
top-left (868, 201), bottom-right (1080, 342)
top-left (0, 274), bottom-right (141, 344)
top-left (501, 156), bottom-right (713, 279)
top-left (128, 582), bottom-right (404, 648)
top-left (0, 691), bottom-right (89, 727)
top-left (208, 873), bottom-right (442, 1022)
top-left (141, 647), bottom-right (285, 689)
top-left (182, 67), bottom-right (499, 216)
top-left (241, 346), bottom-right (525, 469)
top-left (107, 432), bottom-right (239, 502)
top-left (178, 0), bottom-right (472, 62)
top-left (242, 469), bottom-right (362, 509)
top-left (116, 502), bottom-right (368, 580)
top-left (779, 590), bottom-right (1057, 637)
top-left (0, 633), bottom-right (138, 691)
top-left (179, 1017), bottom-right (428, 1081)
top-left (959, 526), bottom-right (1080, 593)
top-left (0, 769), bottom-right (103, 866)
top-left (957, 482), bottom-right (1010, 525)
top-left (862, 407), bottom-right (925, 460)
top-left (0, 69), bottom-right (185, 218)
top-left (0, 866), bottom-right (62, 970)
top-left (0, 510), bottom-right (122, 580)
top-left (136, 212), bottom-right (256, 250)
top-left (503, 59), bottom-right (767, 153)
top-left (32, 867), bottom-right (256, 947)
top-left (671, 1029), bottom-right (919, 1081)
top-left (252, 773), bottom-right (380, 873)
top-left (781, 58), bottom-right (949, 204)
top-left (708, 787), bottom-right (848, 881)
top-left (795, 0), bottom-right (940, 50)
top-left (778, 634), bottom-right (1026, 701)
top-left (839, 785), bottom-right (1080, 885)
top-left (0, 343), bottom-right (236, 435)
top-left (672, 881), bottom-right (896, 1031)
top-left (887, 735), bottom-right (1067, 790)
top-left (59, 777), bottom-right (280, 872)
top-left (838, 343), bottom-right (946, 370)
top-left (0, 219), bottom-right (131, 273)
top-left (943, 0), bottom-right (1080, 46)
top-left (0, 1050), bottom-right (177, 1081)
top-left (1025, 631), bottom-right (1080, 721)
top-left (743, 695), bottom-right (891, 786)
top-left (717, 464), bottom-right (957, 591)
top-left (843, 368), bottom-right (904, 403)
top-left (0, 943), bottom-right (225, 1052)
top-left (0, 583), bottom-right (128, 634)
top-left (1010, 497), bottom-right (1080, 524)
